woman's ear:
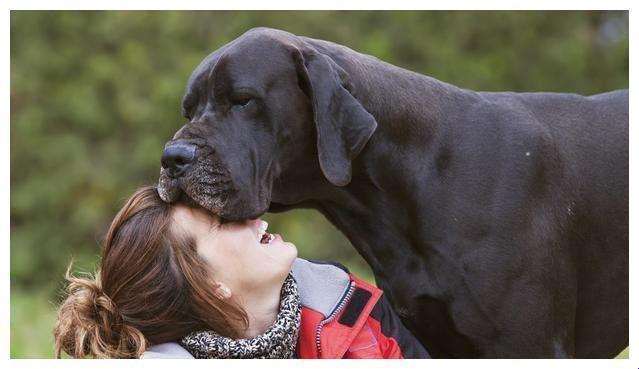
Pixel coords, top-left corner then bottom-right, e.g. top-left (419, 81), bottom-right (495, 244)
top-left (213, 283), bottom-right (232, 300)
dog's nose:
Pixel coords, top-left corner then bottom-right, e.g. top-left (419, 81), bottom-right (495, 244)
top-left (161, 143), bottom-right (196, 178)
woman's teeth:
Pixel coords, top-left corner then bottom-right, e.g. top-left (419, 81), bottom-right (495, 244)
top-left (257, 220), bottom-right (275, 245)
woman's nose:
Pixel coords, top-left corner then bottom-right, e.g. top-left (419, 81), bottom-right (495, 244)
top-left (161, 143), bottom-right (196, 178)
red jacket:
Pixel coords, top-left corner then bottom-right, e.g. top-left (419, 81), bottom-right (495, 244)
top-left (294, 260), bottom-right (429, 359)
top-left (141, 259), bottom-right (429, 359)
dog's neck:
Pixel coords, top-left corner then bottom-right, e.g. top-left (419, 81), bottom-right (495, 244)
top-left (274, 40), bottom-right (479, 290)
top-left (301, 36), bottom-right (478, 143)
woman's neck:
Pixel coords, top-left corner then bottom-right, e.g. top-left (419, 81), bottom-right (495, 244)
top-left (240, 280), bottom-right (284, 338)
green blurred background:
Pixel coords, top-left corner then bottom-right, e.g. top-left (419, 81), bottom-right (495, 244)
top-left (10, 11), bottom-right (628, 358)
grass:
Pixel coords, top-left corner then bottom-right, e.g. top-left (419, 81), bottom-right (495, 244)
top-left (10, 287), bottom-right (629, 359)
top-left (617, 347), bottom-right (629, 359)
top-left (11, 289), bottom-right (58, 358)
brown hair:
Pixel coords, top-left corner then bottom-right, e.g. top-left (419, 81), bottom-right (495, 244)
top-left (53, 186), bottom-right (248, 358)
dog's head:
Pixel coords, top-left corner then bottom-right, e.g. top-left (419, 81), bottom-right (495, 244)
top-left (157, 28), bottom-right (377, 220)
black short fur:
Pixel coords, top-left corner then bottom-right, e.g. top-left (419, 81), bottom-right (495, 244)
top-left (158, 28), bottom-right (628, 358)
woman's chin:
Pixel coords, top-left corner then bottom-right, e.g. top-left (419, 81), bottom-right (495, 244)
top-left (268, 236), bottom-right (297, 271)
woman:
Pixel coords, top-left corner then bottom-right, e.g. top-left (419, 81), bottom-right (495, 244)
top-left (54, 186), bottom-right (429, 359)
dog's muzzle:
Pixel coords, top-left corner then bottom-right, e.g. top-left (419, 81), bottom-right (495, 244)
top-left (157, 169), bottom-right (181, 203)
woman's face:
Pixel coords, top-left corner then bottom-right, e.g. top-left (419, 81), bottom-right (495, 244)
top-left (171, 205), bottom-right (297, 297)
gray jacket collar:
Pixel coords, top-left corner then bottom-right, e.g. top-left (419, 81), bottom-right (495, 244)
top-left (291, 258), bottom-right (351, 318)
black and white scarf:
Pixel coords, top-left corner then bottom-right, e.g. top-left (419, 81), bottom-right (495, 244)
top-left (179, 275), bottom-right (301, 359)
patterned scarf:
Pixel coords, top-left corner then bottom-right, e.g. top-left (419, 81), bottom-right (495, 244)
top-left (179, 275), bottom-right (301, 359)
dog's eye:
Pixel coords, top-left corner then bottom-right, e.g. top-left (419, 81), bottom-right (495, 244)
top-left (233, 97), bottom-right (253, 106)
top-left (231, 96), bottom-right (253, 108)
top-left (229, 88), bottom-right (256, 108)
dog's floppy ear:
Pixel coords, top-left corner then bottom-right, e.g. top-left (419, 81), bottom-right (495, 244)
top-left (293, 46), bottom-right (377, 186)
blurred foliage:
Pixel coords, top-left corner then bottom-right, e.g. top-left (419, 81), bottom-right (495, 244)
top-left (10, 11), bottom-right (628, 358)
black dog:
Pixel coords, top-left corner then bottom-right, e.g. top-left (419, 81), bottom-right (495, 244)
top-left (157, 28), bottom-right (628, 358)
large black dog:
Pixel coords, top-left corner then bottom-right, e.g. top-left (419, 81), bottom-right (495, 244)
top-left (157, 28), bottom-right (628, 358)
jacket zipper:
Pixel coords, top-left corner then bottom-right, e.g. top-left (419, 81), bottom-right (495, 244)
top-left (314, 281), bottom-right (357, 356)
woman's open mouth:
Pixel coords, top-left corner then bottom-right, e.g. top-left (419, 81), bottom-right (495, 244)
top-left (257, 220), bottom-right (275, 245)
